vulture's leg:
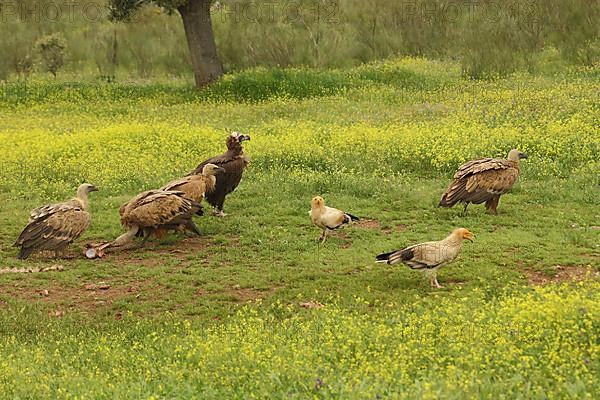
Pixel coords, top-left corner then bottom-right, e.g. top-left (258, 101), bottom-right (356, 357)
top-left (139, 233), bottom-right (151, 248)
top-left (430, 273), bottom-right (442, 289)
top-left (319, 230), bottom-right (328, 244)
top-left (213, 209), bottom-right (227, 217)
top-left (485, 196), bottom-right (499, 215)
top-left (460, 202), bottom-right (469, 216)
top-left (212, 195), bottom-right (227, 217)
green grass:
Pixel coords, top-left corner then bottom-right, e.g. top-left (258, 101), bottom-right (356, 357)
top-left (0, 59), bottom-right (598, 398)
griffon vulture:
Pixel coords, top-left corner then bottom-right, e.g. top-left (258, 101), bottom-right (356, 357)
top-left (161, 163), bottom-right (225, 212)
top-left (438, 149), bottom-right (527, 214)
top-left (107, 190), bottom-right (202, 250)
top-left (14, 183), bottom-right (98, 259)
top-left (376, 228), bottom-right (475, 288)
top-left (191, 132), bottom-right (250, 217)
top-left (309, 196), bottom-right (359, 243)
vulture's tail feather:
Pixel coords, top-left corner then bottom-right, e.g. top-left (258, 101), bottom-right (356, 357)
top-left (17, 247), bottom-right (34, 260)
top-left (346, 213), bottom-right (359, 222)
top-left (438, 193), bottom-right (454, 208)
top-left (375, 251), bottom-right (394, 263)
top-left (186, 220), bottom-right (202, 236)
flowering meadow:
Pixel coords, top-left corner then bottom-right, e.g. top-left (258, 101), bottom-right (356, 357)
top-left (0, 59), bottom-right (598, 398)
top-left (0, 284), bottom-right (598, 398)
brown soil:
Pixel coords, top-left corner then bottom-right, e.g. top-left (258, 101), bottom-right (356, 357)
top-left (89, 236), bottom-right (215, 267)
top-left (382, 223), bottom-right (407, 234)
top-left (524, 265), bottom-right (598, 286)
top-left (355, 219), bottom-right (381, 229)
top-left (2, 278), bottom-right (162, 316)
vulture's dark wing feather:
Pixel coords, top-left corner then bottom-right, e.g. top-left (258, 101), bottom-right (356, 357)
top-left (191, 151), bottom-right (239, 174)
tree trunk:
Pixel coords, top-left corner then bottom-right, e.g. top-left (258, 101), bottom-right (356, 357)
top-left (178, 0), bottom-right (223, 88)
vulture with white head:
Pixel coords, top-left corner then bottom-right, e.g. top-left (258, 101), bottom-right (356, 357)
top-left (376, 228), bottom-right (475, 288)
top-left (191, 132), bottom-right (250, 216)
top-left (309, 196), bottom-right (359, 243)
top-left (14, 183), bottom-right (98, 259)
top-left (439, 149), bottom-right (528, 214)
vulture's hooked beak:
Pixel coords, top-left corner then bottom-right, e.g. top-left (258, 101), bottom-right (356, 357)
top-left (464, 231), bottom-right (475, 242)
top-left (520, 152), bottom-right (528, 159)
top-left (239, 134), bottom-right (251, 142)
top-left (216, 166), bottom-right (226, 174)
top-left (89, 185), bottom-right (99, 192)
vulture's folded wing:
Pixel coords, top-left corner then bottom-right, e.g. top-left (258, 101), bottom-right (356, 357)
top-left (16, 206), bottom-right (91, 250)
top-left (121, 191), bottom-right (198, 228)
top-left (465, 167), bottom-right (520, 195)
top-left (160, 176), bottom-right (206, 202)
top-left (379, 241), bottom-right (456, 269)
top-left (320, 207), bottom-right (350, 229)
top-left (191, 153), bottom-right (239, 175)
top-left (441, 158), bottom-right (519, 206)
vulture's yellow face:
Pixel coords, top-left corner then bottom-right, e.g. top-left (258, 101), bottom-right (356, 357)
top-left (459, 228), bottom-right (475, 242)
top-left (311, 196), bottom-right (325, 208)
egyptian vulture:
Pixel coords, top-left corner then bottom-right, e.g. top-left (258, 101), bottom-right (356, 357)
top-left (14, 183), bottom-right (98, 259)
top-left (309, 196), bottom-right (359, 243)
top-left (438, 149), bottom-right (528, 214)
top-left (161, 163), bottom-right (225, 209)
top-left (107, 190), bottom-right (202, 250)
top-left (376, 228), bottom-right (475, 288)
top-left (191, 132), bottom-right (250, 217)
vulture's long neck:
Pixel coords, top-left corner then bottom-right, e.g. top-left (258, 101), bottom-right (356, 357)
top-left (204, 175), bottom-right (217, 192)
top-left (226, 145), bottom-right (243, 157)
top-left (443, 232), bottom-right (464, 247)
top-left (507, 155), bottom-right (521, 169)
top-left (311, 203), bottom-right (324, 214)
top-left (75, 189), bottom-right (90, 211)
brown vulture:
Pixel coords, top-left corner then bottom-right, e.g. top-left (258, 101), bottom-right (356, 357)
top-left (161, 163), bottom-right (225, 213)
top-left (107, 190), bottom-right (202, 250)
top-left (190, 132), bottom-right (250, 217)
top-left (309, 196), bottom-right (359, 243)
top-left (438, 149), bottom-right (528, 214)
top-left (376, 228), bottom-right (475, 288)
top-left (14, 183), bottom-right (98, 259)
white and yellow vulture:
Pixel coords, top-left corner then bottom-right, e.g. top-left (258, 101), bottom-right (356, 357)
top-left (14, 183), bottom-right (98, 259)
top-left (106, 190), bottom-right (202, 251)
top-left (439, 149), bottom-right (528, 214)
top-left (376, 228), bottom-right (474, 288)
top-left (309, 196), bottom-right (359, 243)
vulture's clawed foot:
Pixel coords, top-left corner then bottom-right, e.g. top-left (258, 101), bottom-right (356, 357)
top-left (430, 275), bottom-right (443, 289)
top-left (213, 209), bottom-right (227, 217)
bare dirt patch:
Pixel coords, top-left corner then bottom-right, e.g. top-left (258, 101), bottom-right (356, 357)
top-left (84, 236), bottom-right (223, 267)
top-left (525, 265), bottom-right (598, 286)
top-left (2, 279), bottom-right (163, 315)
top-left (382, 223), bottom-right (407, 234)
top-left (355, 219), bottom-right (381, 230)
top-left (228, 287), bottom-right (277, 302)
